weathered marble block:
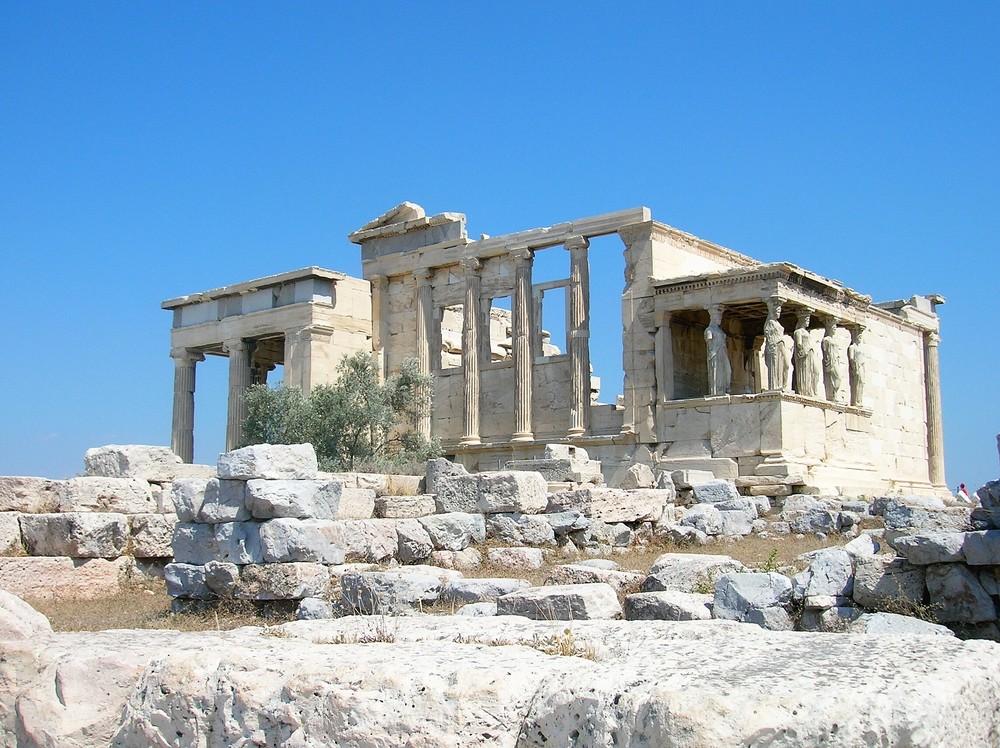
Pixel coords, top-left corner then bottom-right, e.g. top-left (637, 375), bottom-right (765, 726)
top-left (20, 512), bottom-right (128, 558)
top-left (441, 578), bottom-right (530, 605)
top-left (485, 513), bottom-right (555, 546)
top-left (424, 457), bottom-right (468, 495)
top-left (893, 532), bottom-right (967, 565)
top-left (84, 445), bottom-right (182, 483)
top-left (337, 488), bottom-right (376, 520)
top-left (215, 521), bottom-right (265, 564)
top-left (245, 480), bottom-right (341, 520)
top-left (642, 553), bottom-right (748, 594)
top-left (0, 512), bottom-right (23, 555)
top-left (925, 563), bottom-right (996, 624)
top-left (396, 518), bottom-right (434, 563)
top-left (496, 583), bottom-right (622, 620)
top-left (164, 562), bottom-right (212, 600)
top-left (486, 546), bottom-right (543, 570)
top-left (235, 562), bottom-right (329, 600)
top-left (435, 471), bottom-right (548, 515)
top-left (0, 556), bottom-right (129, 599)
top-left (57, 477), bottom-right (157, 515)
top-left (198, 479), bottom-right (250, 523)
top-left (341, 569), bottom-right (442, 614)
top-left (218, 444), bottom-right (318, 480)
top-left (691, 479), bottom-right (739, 504)
top-left (419, 512), bottom-right (485, 551)
top-left (712, 573), bottom-right (792, 623)
top-left (546, 488), bottom-right (667, 523)
top-left (0, 477), bottom-right (61, 513)
top-left (374, 494), bottom-right (437, 519)
top-left (962, 530), bottom-right (1000, 565)
top-left (171, 478), bottom-right (213, 523)
top-left (852, 555), bottom-right (926, 611)
top-left (172, 523), bottom-right (221, 565)
top-left (322, 519), bottom-right (399, 563)
top-left (623, 591), bottom-right (713, 621)
top-left (258, 518), bottom-right (346, 564)
top-left (848, 611), bottom-right (955, 637)
top-left (129, 513), bottom-right (177, 557)
top-left (546, 564), bottom-right (644, 592)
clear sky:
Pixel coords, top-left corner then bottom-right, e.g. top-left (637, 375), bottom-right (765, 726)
top-left (1, 3), bottom-right (997, 492)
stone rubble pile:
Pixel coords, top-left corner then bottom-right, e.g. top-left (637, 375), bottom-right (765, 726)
top-left (0, 445), bottom-right (196, 599)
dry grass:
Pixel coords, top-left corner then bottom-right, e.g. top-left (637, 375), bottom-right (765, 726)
top-left (27, 580), bottom-right (296, 633)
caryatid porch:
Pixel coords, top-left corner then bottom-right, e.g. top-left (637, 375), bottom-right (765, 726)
top-left (162, 267), bottom-right (372, 461)
top-left (647, 263), bottom-right (946, 492)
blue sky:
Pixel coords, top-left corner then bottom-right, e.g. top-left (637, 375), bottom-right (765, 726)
top-left (1, 3), bottom-right (997, 491)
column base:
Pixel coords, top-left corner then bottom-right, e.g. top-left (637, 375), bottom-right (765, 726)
top-left (510, 432), bottom-right (534, 444)
top-left (458, 436), bottom-right (481, 446)
top-left (566, 427), bottom-right (585, 438)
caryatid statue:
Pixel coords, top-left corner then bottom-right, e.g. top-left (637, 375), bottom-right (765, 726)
top-left (763, 296), bottom-right (787, 390)
top-left (704, 304), bottom-right (732, 396)
top-left (793, 311), bottom-right (822, 397)
top-left (822, 316), bottom-right (844, 402)
top-left (848, 325), bottom-right (867, 407)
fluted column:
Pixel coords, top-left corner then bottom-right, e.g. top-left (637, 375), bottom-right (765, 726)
top-left (511, 248), bottom-right (535, 443)
top-left (414, 268), bottom-right (434, 439)
top-left (565, 235), bottom-right (591, 438)
top-left (370, 274), bottom-right (389, 381)
top-left (225, 338), bottom-right (252, 450)
top-left (924, 331), bottom-right (946, 487)
top-left (170, 348), bottom-right (203, 463)
top-left (460, 256), bottom-right (482, 446)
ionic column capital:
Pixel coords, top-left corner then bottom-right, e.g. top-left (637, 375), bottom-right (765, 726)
top-left (510, 247), bottom-right (534, 263)
top-left (460, 255), bottom-right (482, 273)
top-left (564, 235), bottom-right (590, 252)
top-left (926, 331), bottom-right (941, 347)
top-left (170, 347), bottom-right (204, 364)
top-left (223, 338), bottom-right (249, 355)
top-left (413, 267), bottom-right (433, 284)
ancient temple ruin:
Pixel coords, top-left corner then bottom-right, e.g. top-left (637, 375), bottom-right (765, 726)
top-left (164, 202), bottom-right (946, 495)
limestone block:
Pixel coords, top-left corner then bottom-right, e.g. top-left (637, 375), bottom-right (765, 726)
top-left (321, 519), bottom-right (399, 563)
top-left (975, 480), bottom-right (1000, 510)
top-left (215, 522), bottom-right (265, 564)
top-left (620, 464), bottom-right (655, 490)
top-left (546, 564), bottom-right (644, 592)
top-left (432, 473), bottom-right (480, 513)
top-left (714, 497), bottom-right (759, 519)
top-left (171, 478), bottom-right (213, 523)
top-left (486, 546), bottom-right (543, 570)
top-left (749, 484), bottom-right (792, 497)
top-left (718, 510), bottom-right (754, 537)
top-left (435, 471), bottom-right (548, 515)
top-left (204, 560), bottom-right (240, 597)
top-left (544, 511), bottom-right (589, 535)
top-left (925, 564), bottom-right (997, 624)
top-left (486, 513), bottom-right (555, 546)
top-left (83, 445), bottom-right (182, 482)
top-left (623, 591), bottom-right (712, 621)
top-left (218, 444), bottom-right (318, 480)
top-left (788, 508), bottom-right (839, 534)
top-left (395, 518), bottom-right (435, 563)
top-left (386, 475), bottom-right (424, 496)
top-left (506, 458), bottom-right (603, 485)
top-left (496, 583), bottom-right (622, 620)
top-left (57, 477), bottom-right (156, 514)
top-left (429, 548), bottom-right (483, 570)
top-left (670, 470), bottom-right (716, 489)
top-left (441, 578), bottom-right (531, 605)
top-left (585, 521), bottom-right (633, 547)
top-left (848, 611), bottom-right (955, 637)
top-left (296, 597), bottom-right (334, 620)
top-left (712, 573), bottom-right (792, 622)
top-left (843, 533), bottom-right (881, 558)
top-left (802, 549), bottom-right (854, 597)
top-left (962, 530), bottom-right (1000, 565)
top-left (341, 570), bottom-right (441, 614)
top-left (655, 523), bottom-right (711, 546)
top-left (0, 512), bottom-right (23, 555)
top-left (744, 606), bottom-right (795, 631)
top-left (164, 563), bottom-right (212, 599)
top-left (691, 480), bottom-right (740, 504)
top-left (374, 494), bottom-right (437, 519)
top-left (0, 556), bottom-right (129, 599)
top-left (424, 457), bottom-right (468, 495)
top-left (798, 606), bottom-right (862, 632)
top-left (258, 519), bottom-right (347, 564)
top-left (337, 488), bottom-right (376, 520)
top-left (235, 562), bottom-right (329, 600)
top-left (882, 499), bottom-right (970, 543)
top-left (0, 590), bottom-right (52, 640)
top-left (198, 479), bottom-right (250, 523)
top-left (852, 556), bottom-right (926, 612)
top-left (547, 488), bottom-right (666, 524)
top-left (171, 523), bottom-right (220, 565)
top-left (129, 513), bottom-right (176, 558)
top-left (173, 463), bottom-right (218, 480)
top-left (678, 504), bottom-right (723, 536)
top-left (355, 473), bottom-right (389, 494)
top-left (456, 602), bottom-right (498, 617)
top-left (0, 477), bottom-right (60, 513)
top-left (893, 532), bottom-right (967, 565)
top-left (418, 512), bottom-right (485, 551)
top-left (20, 512), bottom-right (127, 558)
top-left (245, 480), bottom-right (341, 520)
top-left (642, 554), bottom-right (748, 594)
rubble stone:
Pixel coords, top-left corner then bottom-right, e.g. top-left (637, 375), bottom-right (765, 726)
top-left (496, 583), bottom-right (622, 620)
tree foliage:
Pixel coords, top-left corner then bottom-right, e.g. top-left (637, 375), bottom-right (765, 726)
top-left (241, 351), bottom-right (439, 471)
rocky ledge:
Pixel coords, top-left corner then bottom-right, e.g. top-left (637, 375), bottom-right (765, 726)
top-left (3, 615), bottom-right (999, 747)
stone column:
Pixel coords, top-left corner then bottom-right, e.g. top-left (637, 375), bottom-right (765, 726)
top-left (225, 338), bottom-right (252, 451)
top-left (511, 248), bottom-right (535, 443)
top-left (924, 331), bottom-right (946, 487)
top-left (414, 268), bottom-right (434, 439)
top-left (170, 348), bottom-right (203, 463)
top-left (460, 256), bottom-right (482, 446)
top-left (655, 312), bottom-right (674, 403)
top-left (370, 274), bottom-right (389, 381)
top-left (565, 235), bottom-right (591, 438)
